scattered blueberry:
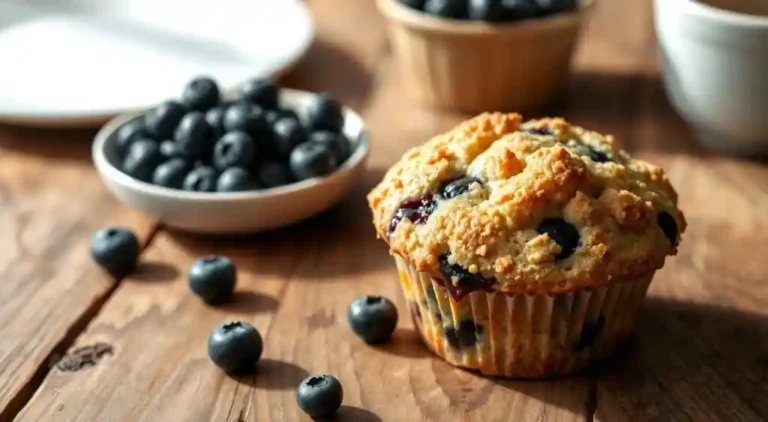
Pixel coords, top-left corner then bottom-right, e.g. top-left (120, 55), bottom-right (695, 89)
top-left (400, 0), bottom-right (426, 10)
top-left (296, 375), bottom-right (344, 419)
top-left (241, 78), bottom-right (279, 109)
top-left (388, 195), bottom-right (438, 234)
top-left (657, 211), bottom-right (678, 246)
top-left (181, 77), bottom-right (220, 111)
top-left (537, 218), bottom-right (580, 260)
top-left (174, 111), bottom-right (213, 159)
top-left (207, 321), bottom-right (263, 373)
top-left (440, 176), bottom-right (482, 199)
top-left (213, 131), bottom-right (258, 170)
top-left (205, 105), bottom-right (228, 141)
top-left (309, 131), bottom-right (350, 164)
top-left (289, 142), bottom-right (338, 181)
top-left (307, 94), bottom-right (344, 133)
top-left (273, 118), bottom-right (307, 160)
top-left (90, 227), bottom-right (140, 276)
top-left (258, 162), bottom-right (293, 188)
top-left (122, 139), bottom-right (163, 182)
top-left (216, 167), bottom-right (260, 192)
top-left (503, 0), bottom-right (541, 19)
top-left (348, 296), bottom-right (399, 344)
top-left (469, 0), bottom-right (506, 21)
top-left (145, 100), bottom-right (186, 139)
top-left (425, 0), bottom-right (468, 18)
top-left (116, 120), bottom-right (150, 154)
top-left (183, 166), bottom-right (218, 192)
top-left (152, 158), bottom-right (191, 189)
top-left (189, 255), bottom-right (237, 304)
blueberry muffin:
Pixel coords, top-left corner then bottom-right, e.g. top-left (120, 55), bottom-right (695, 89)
top-left (367, 113), bottom-right (685, 377)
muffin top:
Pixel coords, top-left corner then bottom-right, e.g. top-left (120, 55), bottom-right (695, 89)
top-left (367, 113), bottom-right (685, 294)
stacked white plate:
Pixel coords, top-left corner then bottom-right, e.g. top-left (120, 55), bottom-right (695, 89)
top-left (0, 0), bottom-right (314, 126)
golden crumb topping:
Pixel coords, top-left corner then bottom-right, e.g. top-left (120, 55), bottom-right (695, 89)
top-left (367, 113), bottom-right (685, 294)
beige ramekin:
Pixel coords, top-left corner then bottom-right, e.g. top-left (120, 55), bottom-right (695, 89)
top-left (377, 0), bottom-right (594, 112)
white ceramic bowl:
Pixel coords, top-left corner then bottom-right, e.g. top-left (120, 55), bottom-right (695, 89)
top-left (93, 89), bottom-right (369, 234)
top-left (655, 0), bottom-right (768, 155)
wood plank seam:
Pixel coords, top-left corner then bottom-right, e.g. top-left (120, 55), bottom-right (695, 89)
top-left (0, 223), bottom-right (161, 422)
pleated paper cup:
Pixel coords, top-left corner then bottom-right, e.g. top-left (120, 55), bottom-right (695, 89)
top-left (377, 0), bottom-right (594, 112)
top-left (394, 254), bottom-right (652, 378)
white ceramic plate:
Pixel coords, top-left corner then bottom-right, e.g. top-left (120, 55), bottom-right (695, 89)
top-left (92, 89), bottom-right (370, 234)
top-left (0, 0), bottom-right (314, 126)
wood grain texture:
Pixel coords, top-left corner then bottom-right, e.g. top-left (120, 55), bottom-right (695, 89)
top-left (8, 0), bottom-right (768, 421)
top-left (0, 127), bottom-right (156, 421)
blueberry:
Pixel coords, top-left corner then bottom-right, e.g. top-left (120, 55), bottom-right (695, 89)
top-left (657, 211), bottom-right (678, 246)
top-left (534, 0), bottom-right (576, 15)
top-left (205, 104), bottom-right (228, 141)
top-left (122, 139), bottom-right (163, 182)
top-left (183, 166), bottom-right (218, 192)
top-left (240, 78), bottom-right (279, 109)
top-left (502, 0), bottom-right (540, 19)
top-left (116, 120), bottom-right (150, 154)
top-left (289, 142), bottom-right (338, 181)
top-left (152, 158), bottom-right (191, 189)
top-left (469, 0), bottom-right (506, 21)
top-left (265, 108), bottom-right (300, 127)
top-left (400, 0), bottom-right (426, 10)
top-left (565, 140), bottom-right (612, 163)
top-left (444, 321), bottom-right (483, 349)
top-left (216, 167), bottom-right (260, 192)
top-left (309, 131), bottom-right (350, 164)
top-left (387, 195), bottom-right (437, 234)
top-left (258, 161), bottom-right (293, 188)
top-left (90, 227), bottom-right (140, 276)
top-left (145, 100), bottom-right (186, 139)
top-left (296, 375), bottom-right (344, 419)
top-left (174, 111), bottom-right (213, 159)
top-left (348, 296), bottom-right (399, 344)
top-left (574, 315), bottom-right (604, 351)
top-left (438, 254), bottom-right (494, 288)
top-left (425, 0), bottom-right (468, 18)
top-left (273, 118), bottom-right (307, 160)
top-left (181, 77), bottom-right (220, 111)
top-left (523, 127), bottom-right (553, 136)
top-left (440, 176), bottom-right (482, 199)
top-left (207, 321), bottom-right (263, 374)
top-left (223, 103), bottom-right (272, 148)
top-left (213, 131), bottom-right (258, 170)
top-left (189, 255), bottom-right (237, 304)
top-left (537, 218), bottom-right (580, 260)
top-left (306, 94), bottom-right (344, 133)
top-left (585, 147), bottom-right (611, 163)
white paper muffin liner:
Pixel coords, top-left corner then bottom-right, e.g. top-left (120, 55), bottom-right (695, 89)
top-left (394, 254), bottom-right (653, 378)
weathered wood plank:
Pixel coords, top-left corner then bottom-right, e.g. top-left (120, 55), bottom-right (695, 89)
top-left (0, 127), bottom-right (156, 421)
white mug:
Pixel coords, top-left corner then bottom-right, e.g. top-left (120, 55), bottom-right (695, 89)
top-left (654, 0), bottom-right (768, 155)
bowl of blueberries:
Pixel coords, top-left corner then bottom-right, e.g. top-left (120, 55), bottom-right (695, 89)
top-left (92, 77), bottom-right (369, 234)
top-left (378, 0), bottom-right (593, 111)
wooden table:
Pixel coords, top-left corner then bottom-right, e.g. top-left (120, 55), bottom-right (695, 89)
top-left (1, 0), bottom-right (767, 421)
